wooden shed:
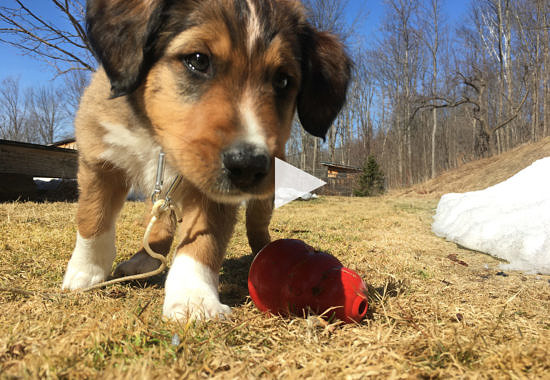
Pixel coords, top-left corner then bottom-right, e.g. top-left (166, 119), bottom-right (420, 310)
top-left (318, 161), bottom-right (362, 196)
top-left (51, 138), bottom-right (77, 150)
top-left (0, 139), bottom-right (78, 201)
top-left (321, 162), bottom-right (362, 178)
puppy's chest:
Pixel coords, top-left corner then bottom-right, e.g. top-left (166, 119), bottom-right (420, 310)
top-left (98, 121), bottom-right (175, 194)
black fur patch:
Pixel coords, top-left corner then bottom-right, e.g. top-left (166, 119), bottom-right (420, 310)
top-left (297, 28), bottom-right (352, 139)
top-left (87, 0), bottom-right (171, 97)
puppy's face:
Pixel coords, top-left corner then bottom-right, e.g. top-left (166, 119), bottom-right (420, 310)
top-left (87, 0), bottom-right (351, 202)
top-left (143, 5), bottom-right (301, 201)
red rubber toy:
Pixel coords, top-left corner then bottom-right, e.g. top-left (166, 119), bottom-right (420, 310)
top-left (248, 239), bottom-right (368, 323)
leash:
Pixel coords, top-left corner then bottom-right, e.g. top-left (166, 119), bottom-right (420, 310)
top-left (82, 152), bottom-right (182, 292)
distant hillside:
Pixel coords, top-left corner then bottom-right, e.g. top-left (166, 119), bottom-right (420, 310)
top-left (399, 137), bottom-right (550, 198)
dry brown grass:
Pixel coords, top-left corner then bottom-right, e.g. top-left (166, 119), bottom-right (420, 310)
top-left (1, 195), bottom-right (549, 379)
top-left (400, 136), bottom-right (550, 197)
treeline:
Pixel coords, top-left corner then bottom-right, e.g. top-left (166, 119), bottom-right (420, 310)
top-left (1, 0), bottom-right (548, 188)
top-left (0, 0), bottom-right (90, 145)
top-left (0, 73), bottom-right (87, 144)
top-left (288, 0), bottom-right (549, 188)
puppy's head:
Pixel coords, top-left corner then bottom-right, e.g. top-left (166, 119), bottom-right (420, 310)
top-left (87, 0), bottom-right (351, 202)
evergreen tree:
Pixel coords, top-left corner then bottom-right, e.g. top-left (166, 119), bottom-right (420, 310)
top-left (354, 155), bottom-right (385, 197)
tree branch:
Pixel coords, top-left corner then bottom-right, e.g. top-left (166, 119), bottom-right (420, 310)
top-left (491, 89), bottom-right (530, 133)
top-left (409, 97), bottom-right (469, 123)
top-left (0, 0), bottom-right (94, 74)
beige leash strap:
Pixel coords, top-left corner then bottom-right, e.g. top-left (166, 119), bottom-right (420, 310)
top-left (81, 153), bottom-right (182, 292)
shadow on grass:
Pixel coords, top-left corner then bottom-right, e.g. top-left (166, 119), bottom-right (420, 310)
top-left (221, 256), bottom-right (409, 322)
top-left (365, 278), bottom-right (407, 320)
top-left (105, 256), bottom-right (407, 326)
top-left (106, 273), bottom-right (167, 290)
top-left (106, 255), bottom-right (407, 322)
top-left (104, 254), bottom-right (255, 307)
top-left (220, 254), bottom-right (255, 307)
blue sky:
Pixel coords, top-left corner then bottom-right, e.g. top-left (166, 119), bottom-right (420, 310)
top-left (1, 1), bottom-right (76, 88)
top-left (348, 0), bottom-right (468, 43)
top-left (1, 0), bottom-right (469, 90)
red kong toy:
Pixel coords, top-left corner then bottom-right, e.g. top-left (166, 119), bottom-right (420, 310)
top-left (248, 239), bottom-right (368, 323)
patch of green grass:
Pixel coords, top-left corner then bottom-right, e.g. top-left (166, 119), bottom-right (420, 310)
top-left (87, 331), bottom-right (176, 370)
top-left (416, 269), bottom-right (432, 280)
top-left (393, 201), bottom-right (432, 214)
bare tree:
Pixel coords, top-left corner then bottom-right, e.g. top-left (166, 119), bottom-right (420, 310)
top-left (420, 0), bottom-right (444, 178)
top-left (0, 75), bottom-right (70, 144)
top-left (26, 85), bottom-right (67, 144)
top-left (365, 0), bottom-right (546, 189)
top-left (371, 0), bottom-right (423, 186)
top-left (0, 76), bottom-right (29, 141)
top-left (286, 0), bottom-right (363, 172)
top-left (513, 0), bottom-right (550, 141)
top-left (475, 0), bottom-right (514, 153)
top-left (457, 70), bottom-right (529, 157)
top-left (350, 50), bottom-right (376, 161)
top-left (453, 0), bottom-right (532, 156)
top-left (63, 68), bottom-right (89, 117)
top-left (0, 0), bottom-right (94, 75)
top-left (302, 0), bottom-right (366, 46)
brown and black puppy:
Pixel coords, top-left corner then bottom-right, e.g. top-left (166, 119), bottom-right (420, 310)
top-left (63, 0), bottom-right (351, 320)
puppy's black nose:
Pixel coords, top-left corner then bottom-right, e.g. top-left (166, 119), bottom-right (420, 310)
top-left (222, 143), bottom-right (271, 189)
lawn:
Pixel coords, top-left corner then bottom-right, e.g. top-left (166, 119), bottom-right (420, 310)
top-left (1, 196), bottom-right (549, 378)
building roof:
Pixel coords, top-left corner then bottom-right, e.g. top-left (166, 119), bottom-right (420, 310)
top-left (320, 161), bottom-right (362, 173)
top-left (1, 138), bottom-right (77, 154)
top-left (50, 137), bottom-right (76, 147)
top-left (0, 139), bottom-right (78, 178)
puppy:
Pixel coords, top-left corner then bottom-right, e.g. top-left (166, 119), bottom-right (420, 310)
top-left (62, 0), bottom-right (351, 320)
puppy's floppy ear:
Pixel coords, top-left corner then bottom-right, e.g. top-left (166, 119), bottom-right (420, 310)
top-left (86, 0), bottom-right (168, 98)
top-left (297, 28), bottom-right (352, 139)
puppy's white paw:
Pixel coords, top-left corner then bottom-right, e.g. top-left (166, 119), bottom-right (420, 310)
top-left (62, 229), bottom-right (116, 290)
top-left (163, 288), bottom-right (232, 321)
top-left (163, 254), bottom-right (230, 321)
top-left (62, 262), bottom-right (109, 290)
top-left (113, 251), bottom-right (161, 278)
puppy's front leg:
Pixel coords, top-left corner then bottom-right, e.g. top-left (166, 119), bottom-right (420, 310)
top-left (163, 195), bottom-right (238, 321)
top-left (113, 199), bottom-right (176, 278)
top-left (63, 161), bottom-right (129, 290)
top-left (246, 197), bottom-right (273, 255)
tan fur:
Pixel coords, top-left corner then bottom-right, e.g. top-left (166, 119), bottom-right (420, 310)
top-left (76, 161), bottom-right (129, 239)
top-left (175, 187), bottom-right (239, 269)
top-left (67, 0), bottom-right (351, 311)
top-left (246, 198), bottom-right (274, 254)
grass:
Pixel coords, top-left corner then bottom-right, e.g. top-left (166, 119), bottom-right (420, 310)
top-left (1, 196), bottom-right (549, 379)
top-left (403, 136), bottom-right (550, 197)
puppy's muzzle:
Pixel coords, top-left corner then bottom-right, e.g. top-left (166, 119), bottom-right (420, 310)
top-left (222, 142), bottom-right (270, 190)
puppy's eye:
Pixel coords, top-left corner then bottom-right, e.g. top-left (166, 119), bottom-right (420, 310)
top-left (273, 72), bottom-right (290, 91)
top-left (183, 53), bottom-right (210, 74)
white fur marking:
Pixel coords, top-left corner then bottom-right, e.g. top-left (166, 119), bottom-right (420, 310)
top-left (62, 227), bottom-right (116, 290)
top-left (100, 121), bottom-right (151, 149)
top-left (240, 94), bottom-right (268, 149)
top-left (246, 0), bottom-right (262, 54)
top-left (163, 254), bottom-right (231, 321)
top-left (98, 121), bottom-right (176, 195)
